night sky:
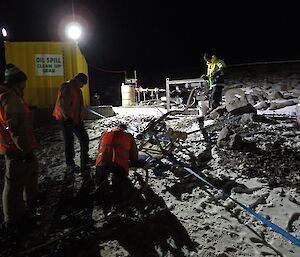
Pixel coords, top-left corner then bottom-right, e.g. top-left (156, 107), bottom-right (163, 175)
top-left (1, 0), bottom-right (299, 90)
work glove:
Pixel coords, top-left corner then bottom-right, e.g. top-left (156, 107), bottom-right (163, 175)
top-left (201, 74), bottom-right (208, 80)
top-left (23, 151), bottom-right (35, 163)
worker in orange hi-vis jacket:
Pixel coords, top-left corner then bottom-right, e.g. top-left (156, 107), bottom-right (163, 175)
top-left (94, 123), bottom-right (141, 195)
top-left (0, 64), bottom-right (39, 234)
top-left (53, 73), bottom-right (94, 172)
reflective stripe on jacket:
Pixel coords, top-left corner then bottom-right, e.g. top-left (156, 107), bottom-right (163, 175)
top-left (0, 84), bottom-right (37, 154)
top-left (52, 90), bottom-right (64, 121)
top-left (52, 80), bottom-right (84, 124)
top-left (96, 128), bottom-right (135, 174)
top-left (206, 55), bottom-right (226, 89)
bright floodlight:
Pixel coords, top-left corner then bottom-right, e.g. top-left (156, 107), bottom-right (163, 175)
top-left (66, 22), bottom-right (82, 40)
top-left (1, 28), bottom-right (7, 38)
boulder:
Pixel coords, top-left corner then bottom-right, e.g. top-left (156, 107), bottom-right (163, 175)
top-left (225, 88), bottom-right (257, 115)
top-left (267, 91), bottom-right (284, 100)
top-left (269, 100), bottom-right (297, 110)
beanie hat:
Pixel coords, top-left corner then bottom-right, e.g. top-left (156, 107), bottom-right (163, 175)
top-left (4, 64), bottom-right (27, 85)
top-left (74, 73), bottom-right (88, 84)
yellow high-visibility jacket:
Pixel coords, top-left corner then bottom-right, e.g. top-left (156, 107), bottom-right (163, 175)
top-left (206, 55), bottom-right (226, 89)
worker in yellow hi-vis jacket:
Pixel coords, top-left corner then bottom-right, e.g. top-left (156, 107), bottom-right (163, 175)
top-left (202, 52), bottom-right (226, 111)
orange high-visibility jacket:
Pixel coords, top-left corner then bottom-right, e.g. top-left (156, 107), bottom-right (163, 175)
top-left (52, 79), bottom-right (84, 124)
top-left (0, 84), bottom-right (37, 154)
top-left (96, 128), bottom-right (138, 174)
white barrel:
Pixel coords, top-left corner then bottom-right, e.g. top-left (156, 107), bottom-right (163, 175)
top-left (121, 84), bottom-right (136, 106)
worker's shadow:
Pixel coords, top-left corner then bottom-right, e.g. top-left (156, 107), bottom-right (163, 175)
top-left (165, 166), bottom-right (256, 200)
top-left (93, 173), bottom-right (197, 257)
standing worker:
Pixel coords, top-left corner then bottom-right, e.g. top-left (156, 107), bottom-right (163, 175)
top-left (202, 52), bottom-right (226, 111)
top-left (52, 73), bottom-right (93, 171)
top-left (94, 123), bottom-right (139, 194)
top-left (0, 64), bottom-right (39, 233)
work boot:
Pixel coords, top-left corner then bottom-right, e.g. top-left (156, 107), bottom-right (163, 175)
top-left (81, 157), bottom-right (95, 168)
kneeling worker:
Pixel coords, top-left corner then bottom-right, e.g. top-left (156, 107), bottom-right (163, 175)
top-left (95, 123), bottom-right (139, 192)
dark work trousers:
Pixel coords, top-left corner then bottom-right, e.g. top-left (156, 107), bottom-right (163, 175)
top-left (96, 165), bottom-right (127, 187)
top-left (60, 120), bottom-right (89, 166)
top-left (209, 85), bottom-right (223, 110)
top-left (94, 165), bottom-right (130, 207)
top-left (95, 165), bottom-right (128, 193)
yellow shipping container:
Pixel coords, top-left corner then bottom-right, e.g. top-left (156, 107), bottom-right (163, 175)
top-left (4, 41), bottom-right (90, 107)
